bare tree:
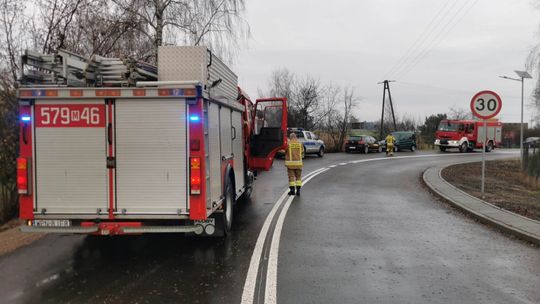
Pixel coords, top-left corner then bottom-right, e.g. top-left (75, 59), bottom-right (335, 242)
top-left (111, 0), bottom-right (249, 62)
top-left (292, 76), bottom-right (323, 129)
top-left (64, 0), bottom-right (151, 59)
top-left (260, 68), bottom-right (339, 131)
top-left (31, 0), bottom-right (85, 53)
top-left (0, 0), bottom-right (26, 87)
top-left (321, 85), bottom-right (360, 151)
top-left (336, 87), bottom-right (359, 149)
top-left (447, 105), bottom-right (473, 120)
top-left (0, 0), bottom-right (26, 222)
top-left (260, 68), bottom-right (295, 100)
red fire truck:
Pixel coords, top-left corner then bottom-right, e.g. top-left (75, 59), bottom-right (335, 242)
top-left (434, 119), bottom-right (502, 153)
top-left (16, 46), bottom-right (287, 236)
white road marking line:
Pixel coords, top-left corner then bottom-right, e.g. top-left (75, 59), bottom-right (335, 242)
top-left (240, 167), bottom-right (328, 304)
top-left (244, 152), bottom-right (507, 304)
top-left (35, 273), bottom-right (60, 287)
top-left (240, 190), bottom-right (288, 304)
top-left (349, 153), bottom-right (476, 164)
top-left (339, 162), bottom-right (347, 165)
top-left (264, 168), bottom-right (329, 304)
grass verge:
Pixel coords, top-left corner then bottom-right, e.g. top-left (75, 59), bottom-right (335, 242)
top-left (441, 159), bottom-right (540, 222)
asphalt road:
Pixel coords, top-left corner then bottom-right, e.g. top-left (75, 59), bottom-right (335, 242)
top-left (0, 150), bottom-right (538, 304)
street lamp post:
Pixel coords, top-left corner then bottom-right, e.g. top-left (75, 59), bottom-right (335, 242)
top-left (499, 70), bottom-right (532, 159)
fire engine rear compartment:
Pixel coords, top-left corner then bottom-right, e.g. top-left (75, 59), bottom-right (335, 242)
top-left (29, 94), bottom-right (250, 222)
top-left (34, 99), bottom-right (109, 215)
top-left (29, 94), bottom-right (248, 222)
top-left (32, 97), bottom-right (192, 217)
top-left (115, 98), bottom-right (188, 215)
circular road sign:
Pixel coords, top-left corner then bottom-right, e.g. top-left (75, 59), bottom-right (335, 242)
top-left (470, 90), bottom-right (502, 120)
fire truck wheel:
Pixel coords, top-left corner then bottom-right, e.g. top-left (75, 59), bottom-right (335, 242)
top-left (223, 180), bottom-right (234, 234)
top-left (439, 146), bottom-right (447, 152)
top-left (459, 142), bottom-right (468, 153)
top-left (486, 141), bottom-right (494, 152)
top-left (243, 172), bottom-right (254, 200)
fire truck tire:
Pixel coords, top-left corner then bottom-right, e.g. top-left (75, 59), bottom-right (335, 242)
top-left (459, 142), bottom-right (468, 153)
top-left (242, 172), bottom-right (254, 200)
top-left (439, 146), bottom-right (447, 152)
top-left (486, 141), bottom-right (494, 152)
top-left (223, 179), bottom-right (234, 235)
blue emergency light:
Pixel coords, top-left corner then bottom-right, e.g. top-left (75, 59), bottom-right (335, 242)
top-left (21, 116), bottom-right (31, 122)
top-left (189, 115), bottom-right (200, 122)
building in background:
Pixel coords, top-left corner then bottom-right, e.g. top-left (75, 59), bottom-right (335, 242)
top-left (502, 122), bottom-right (528, 148)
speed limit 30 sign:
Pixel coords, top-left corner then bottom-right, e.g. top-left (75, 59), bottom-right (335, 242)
top-left (470, 90), bottom-right (502, 120)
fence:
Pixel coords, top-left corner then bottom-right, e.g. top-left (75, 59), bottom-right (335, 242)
top-left (523, 137), bottom-right (540, 186)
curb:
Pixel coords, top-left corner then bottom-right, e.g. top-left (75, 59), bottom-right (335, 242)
top-left (423, 163), bottom-right (540, 246)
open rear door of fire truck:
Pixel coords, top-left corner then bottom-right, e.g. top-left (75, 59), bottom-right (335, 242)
top-left (249, 98), bottom-right (287, 171)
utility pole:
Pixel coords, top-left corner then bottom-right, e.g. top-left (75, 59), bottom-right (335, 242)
top-left (378, 80), bottom-right (397, 140)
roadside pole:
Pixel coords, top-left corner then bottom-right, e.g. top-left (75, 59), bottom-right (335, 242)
top-left (470, 90), bottom-right (502, 199)
top-left (481, 119), bottom-right (487, 197)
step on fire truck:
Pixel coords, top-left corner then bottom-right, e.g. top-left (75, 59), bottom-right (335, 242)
top-left (435, 119), bottom-right (502, 153)
top-left (17, 46), bottom-right (287, 236)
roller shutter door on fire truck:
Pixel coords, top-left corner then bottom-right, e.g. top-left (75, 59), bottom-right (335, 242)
top-left (115, 99), bottom-right (188, 214)
top-left (34, 100), bottom-right (109, 214)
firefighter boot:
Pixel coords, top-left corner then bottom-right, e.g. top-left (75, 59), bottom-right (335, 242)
top-left (288, 186), bottom-right (296, 196)
top-left (296, 186), bottom-right (301, 196)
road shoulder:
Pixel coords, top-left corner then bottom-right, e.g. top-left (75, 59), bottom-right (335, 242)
top-left (423, 163), bottom-right (540, 246)
top-left (0, 220), bottom-right (46, 256)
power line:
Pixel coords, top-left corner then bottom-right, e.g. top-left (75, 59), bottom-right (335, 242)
top-left (397, 81), bottom-right (472, 94)
top-left (393, 0), bottom-right (473, 78)
top-left (394, 0), bottom-right (480, 80)
top-left (383, 0), bottom-right (457, 79)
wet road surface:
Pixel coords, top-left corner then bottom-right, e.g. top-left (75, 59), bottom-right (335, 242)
top-left (277, 153), bottom-right (539, 304)
top-left (0, 150), bottom-right (538, 303)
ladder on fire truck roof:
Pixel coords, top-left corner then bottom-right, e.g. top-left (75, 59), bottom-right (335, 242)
top-left (19, 49), bottom-right (158, 87)
top-left (19, 46), bottom-right (240, 104)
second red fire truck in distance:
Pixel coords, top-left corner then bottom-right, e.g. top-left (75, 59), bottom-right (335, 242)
top-left (435, 119), bottom-right (502, 153)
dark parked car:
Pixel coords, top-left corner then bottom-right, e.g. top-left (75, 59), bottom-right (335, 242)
top-left (345, 135), bottom-right (382, 154)
top-left (380, 131), bottom-right (417, 152)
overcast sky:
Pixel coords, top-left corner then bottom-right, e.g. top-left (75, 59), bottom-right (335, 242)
top-left (232, 0), bottom-right (540, 125)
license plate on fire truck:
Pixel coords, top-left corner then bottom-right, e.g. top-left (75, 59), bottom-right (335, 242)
top-left (32, 219), bottom-right (71, 227)
top-left (194, 218), bottom-right (215, 226)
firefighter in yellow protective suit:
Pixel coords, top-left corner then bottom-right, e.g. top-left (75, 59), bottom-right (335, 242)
top-left (285, 133), bottom-right (303, 196)
top-left (385, 133), bottom-right (396, 157)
